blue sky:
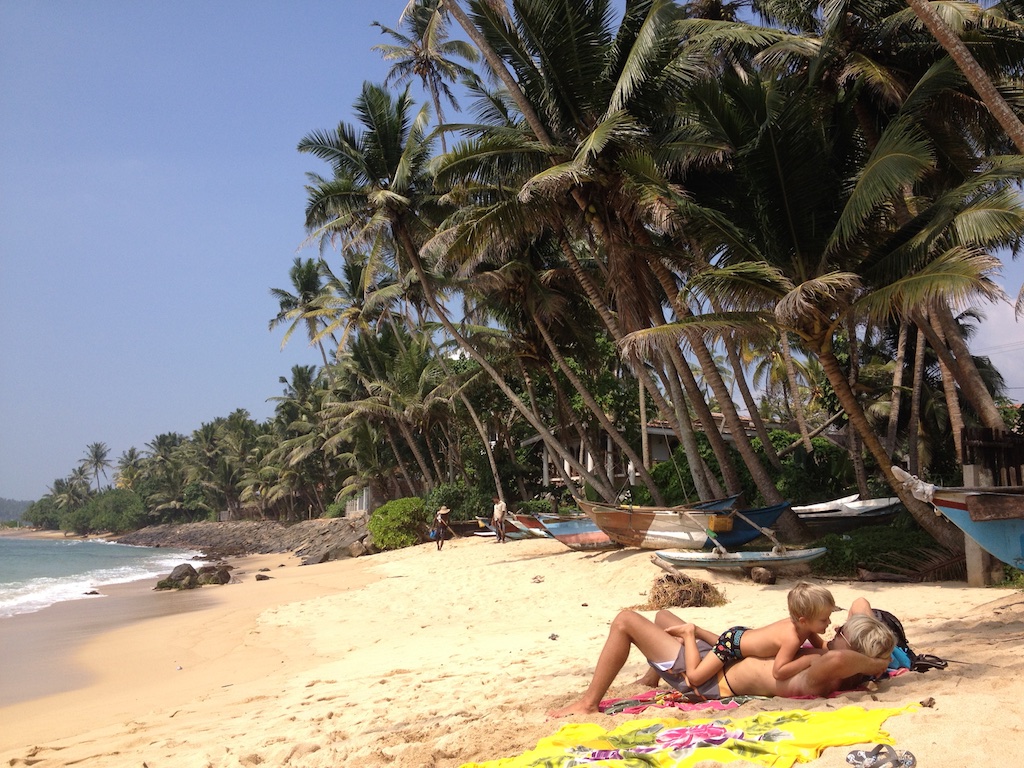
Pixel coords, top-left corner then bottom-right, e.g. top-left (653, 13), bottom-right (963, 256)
top-left (2, 1), bottom-right (1023, 502)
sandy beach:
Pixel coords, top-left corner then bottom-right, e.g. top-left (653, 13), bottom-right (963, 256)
top-left (1, 533), bottom-right (1021, 767)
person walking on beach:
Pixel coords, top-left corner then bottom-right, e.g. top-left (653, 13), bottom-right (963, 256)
top-left (433, 505), bottom-right (452, 550)
top-left (675, 581), bottom-right (839, 686)
top-left (492, 496), bottom-right (507, 543)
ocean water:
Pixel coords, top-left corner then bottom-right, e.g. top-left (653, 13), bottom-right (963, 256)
top-left (0, 537), bottom-right (202, 618)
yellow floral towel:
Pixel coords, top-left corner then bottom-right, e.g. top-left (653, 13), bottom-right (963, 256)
top-left (461, 704), bottom-right (915, 768)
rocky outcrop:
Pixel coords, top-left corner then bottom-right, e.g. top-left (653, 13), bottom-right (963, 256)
top-left (117, 517), bottom-right (374, 565)
top-left (156, 563), bottom-right (200, 590)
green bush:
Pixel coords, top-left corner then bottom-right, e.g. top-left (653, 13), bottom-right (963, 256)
top-left (515, 498), bottom-right (557, 516)
top-left (86, 489), bottom-right (146, 533)
top-left (325, 500), bottom-right (347, 518)
top-left (368, 497), bottom-right (429, 550)
top-left (423, 481), bottom-right (490, 521)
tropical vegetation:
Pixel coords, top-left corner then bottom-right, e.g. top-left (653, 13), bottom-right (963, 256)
top-left (20, 1), bottom-right (1024, 560)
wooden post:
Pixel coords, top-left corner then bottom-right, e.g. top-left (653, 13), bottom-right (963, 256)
top-left (962, 463), bottom-right (1002, 586)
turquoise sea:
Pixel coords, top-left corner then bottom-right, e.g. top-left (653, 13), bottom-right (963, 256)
top-left (0, 537), bottom-right (201, 618)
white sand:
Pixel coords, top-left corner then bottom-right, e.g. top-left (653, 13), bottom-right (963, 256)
top-left (0, 535), bottom-right (1021, 767)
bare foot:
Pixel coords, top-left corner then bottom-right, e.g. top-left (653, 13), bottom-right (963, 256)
top-left (635, 668), bottom-right (662, 688)
top-left (547, 699), bottom-right (600, 717)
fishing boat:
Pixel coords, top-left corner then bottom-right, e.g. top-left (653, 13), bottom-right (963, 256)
top-left (474, 516), bottom-right (534, 540)
top-left (794, 495), bottom-right (901, 536)
top-left (653, 546), bottom-right (829, 570)
top-left (893, 467), bottom-right (1024, 568)
top-left (507, 512), bottom-right (552, 538)
top-left (533, 514), bottom-right (620, 551)
top-left (792, 493), bottom-right (859, 515)
top-left (577, 497), bottom-right (787, 551)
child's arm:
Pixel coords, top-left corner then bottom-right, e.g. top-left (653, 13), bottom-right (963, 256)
top-left (672, 625), bottom-right (726, 687)
top-left (772, 638), bottom-right (811, 680)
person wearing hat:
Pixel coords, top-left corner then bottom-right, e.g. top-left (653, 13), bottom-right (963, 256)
top-left (433, 505), bottom-right (451, 550)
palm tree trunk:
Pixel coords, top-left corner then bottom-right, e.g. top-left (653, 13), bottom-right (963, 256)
top-left (780, 331), bottom-right (813, 453)
top-left (395, 225), bottom-right (614, 498)
top-left (385, 424), bottom-right (419, 497)
top-left (931, 303), bottom-right (1007, 429)
top-left (444, 1), bottom-right (555, 147)
top-left (908, 324), bottom-right (927, 476)
top-left (816, 341), bottom-right (963, 549)
top-left (647, 257), bottom-right (783, 503)
top-left (723, 329), bottom-right (782, 469)
top-left (846, 317), bottom-right (871, 497)
top-left (396, 418), bottom-right (436, 491)
top-left (904, 0), bottom-right (1024, 154)
top-left (531, 307), bottom-right (666, 503)
top-left (885, 318), bottom-right (909, 455)
top-left (557, 234), bottom-right (716, 497)
top-left (930, 309), bottom-right (965, 460)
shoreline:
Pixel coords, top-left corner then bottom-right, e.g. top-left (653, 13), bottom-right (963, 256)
top-left (1, 534), bottom-right (1022, 767)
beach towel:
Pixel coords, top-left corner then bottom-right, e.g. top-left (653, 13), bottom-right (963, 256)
top-left (460, 704), bottom-right (915, 768)
top-left (599, 689), bottom-right (753, 715)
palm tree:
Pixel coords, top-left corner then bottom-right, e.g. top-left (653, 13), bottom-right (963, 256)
top-left (80, 442), bottom-right (112, 492)
top-left (630, 65), bottom-right (1024, 546)
top-left (115, 447), bottom-right (144, 491)
top-left (269, 256), bottom-right (334, 367)
top-left (374, 0), bottom-right (480, 151)
top-left (298, 80), bottom-right (617, 498)
top-left (903, 0), bottom-right (1024, 153)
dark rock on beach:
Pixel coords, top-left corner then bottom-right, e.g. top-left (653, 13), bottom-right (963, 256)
top-left (156, 563), bottom-right (200, 590)
top-left (117, 517), bottom-right (374, 566)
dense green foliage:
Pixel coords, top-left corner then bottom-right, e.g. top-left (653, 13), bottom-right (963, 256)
top-left (809, 515), bottom-right (940, 577)
top-left (423, 482), bottom-right (490, 522)
top-left (367, 497), bottom-right (428, 550)
top-left (21, 1), bottom-right (1024, 574)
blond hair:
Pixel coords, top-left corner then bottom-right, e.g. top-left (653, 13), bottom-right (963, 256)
top-left (787, 581), bottom-right (836, 621)
top-left (841, 613), bottom-right (897, 659)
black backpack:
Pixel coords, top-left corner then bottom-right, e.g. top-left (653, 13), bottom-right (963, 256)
top-left (873, 608), bottom-right (947, 673)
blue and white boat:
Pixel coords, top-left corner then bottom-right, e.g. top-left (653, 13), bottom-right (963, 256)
top-left (893, 467), bottom-right (1024, 568)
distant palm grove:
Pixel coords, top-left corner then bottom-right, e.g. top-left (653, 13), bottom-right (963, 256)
top-left (23, 1), bottom-right (1024, 551)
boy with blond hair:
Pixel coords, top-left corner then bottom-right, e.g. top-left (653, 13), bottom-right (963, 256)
top-left (675, 581), bottom-right (839, 686)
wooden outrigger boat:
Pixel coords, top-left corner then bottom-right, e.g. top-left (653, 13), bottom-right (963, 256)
top-left (893, 467), bottom-right (1024, 568)
top-left (533, 514), bottom-right (620, 551)
top-left (792, 493), bottom-right (859, 515)
top-left (654, 546), bottom-right (828, 569)
top-left (793, 494), bottom-right (901, 536)
top-left (576, 497), bottom-right (787, 551)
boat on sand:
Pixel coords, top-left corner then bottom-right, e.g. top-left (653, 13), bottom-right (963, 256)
top-left (576, 497), bottom-right (787, 551)
top-left (893, 467), bottom-right (1024, 568)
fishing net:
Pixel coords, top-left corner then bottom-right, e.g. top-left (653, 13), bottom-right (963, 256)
top-left (633, 573), bottom-right (726, 610)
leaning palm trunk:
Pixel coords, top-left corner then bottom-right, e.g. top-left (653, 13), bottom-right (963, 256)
top-left (781, 331), bottom-right (813, 453)
top-left (904, 0), bottom-right (1024, 154)
top-left (908, 324), bottom-right (927, 476)
top-left (531, 307), bottom-right (666, 503)
top-left (932, 303), bottom-right (1007, 430)
top-left (648, 257), bottom-right (784, 504)
top-left (723, 328), bottom-right (783, 470)
top-left (558, 236), bottom-right (717, 498)
top-left (817, 343), bottom-right (963, 550)
top-left (395, 227), bottom-right (616, 499)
